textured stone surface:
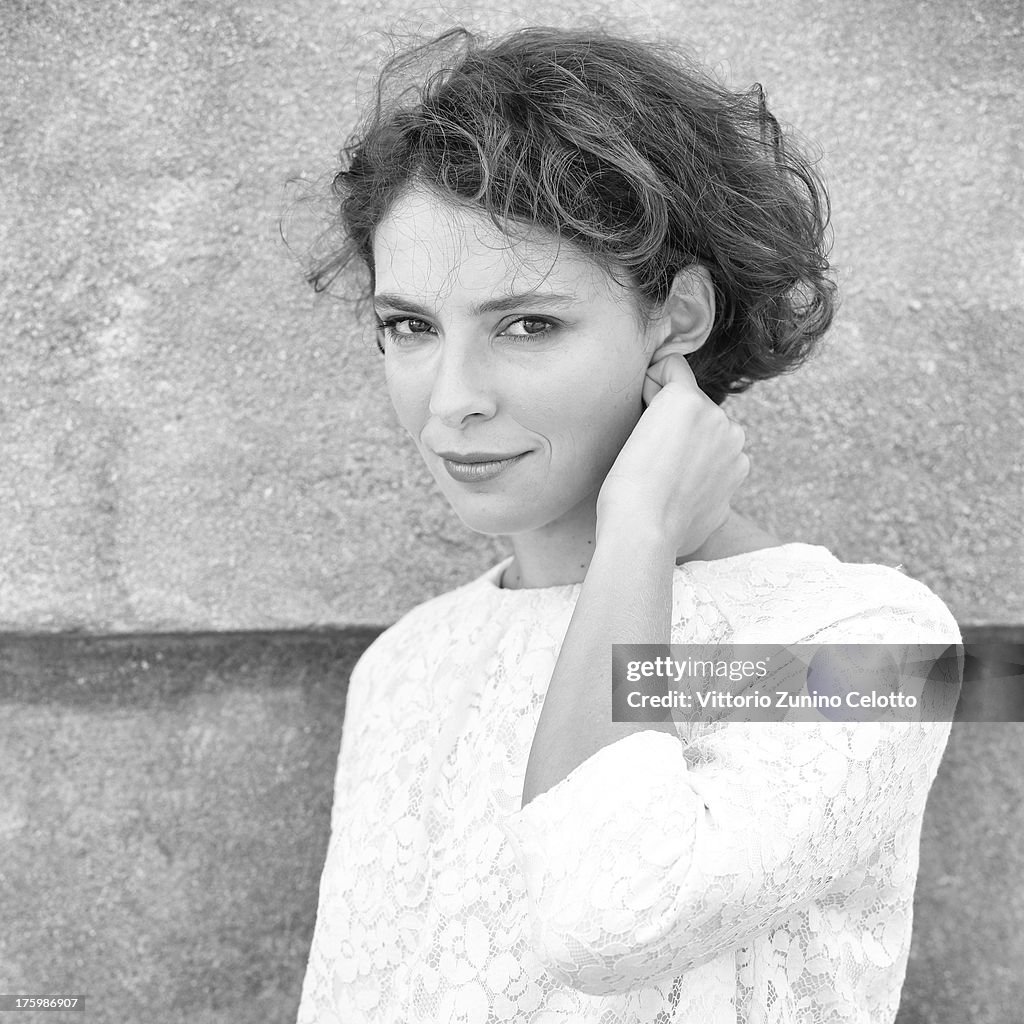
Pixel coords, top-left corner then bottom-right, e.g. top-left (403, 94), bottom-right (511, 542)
top-left (0, 632), bottom-right (360, 1024)
top-left (0, 629), bottom-right (1020, 1023)
top-left (1, 1), bottom-right (1021, 632)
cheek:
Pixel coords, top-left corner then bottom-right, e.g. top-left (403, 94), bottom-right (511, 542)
top-left (384, 366), bottom-right (425, 428)
top-left (567, 361), bottom-right (646, 436)
top-left (538, 337), bottom-right (646, 413)
top-left (543, 368), bottom-right (645, 473)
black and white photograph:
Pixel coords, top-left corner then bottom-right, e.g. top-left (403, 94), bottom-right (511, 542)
top-left (1, 2), bottom-right (1021, 1022)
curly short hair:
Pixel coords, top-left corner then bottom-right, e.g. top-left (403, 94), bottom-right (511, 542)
top-left (300, 25), bottom-right (837, 405)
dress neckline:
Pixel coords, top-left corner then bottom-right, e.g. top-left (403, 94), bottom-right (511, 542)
top-left (479, 542), bottom-right (836, 594)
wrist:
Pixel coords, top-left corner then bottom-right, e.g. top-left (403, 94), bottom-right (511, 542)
top-left (594, 516), bottom-right (676, 564)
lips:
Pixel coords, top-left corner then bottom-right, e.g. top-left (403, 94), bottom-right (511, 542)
top-left (434, 450), bottom-right (527, 464)
top-left (438, 450), bottom-right (530, 483)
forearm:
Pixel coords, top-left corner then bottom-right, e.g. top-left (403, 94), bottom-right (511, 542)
top-left (520, 526), bottom-right (679, 808)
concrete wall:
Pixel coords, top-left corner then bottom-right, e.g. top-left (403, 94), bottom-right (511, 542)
top-left (1, 0), bottom-right (1021, 631)
top-left (1, 633), bottom-right (1021, 1024)
top-left (2, 1), bottom-right (1022, 1022)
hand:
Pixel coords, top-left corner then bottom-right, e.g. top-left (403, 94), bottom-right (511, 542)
top-left (595, 353), bottom-right (750, 558)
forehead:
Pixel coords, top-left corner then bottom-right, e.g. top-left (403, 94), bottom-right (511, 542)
top-left (371, 184), bottom-right (622, 305)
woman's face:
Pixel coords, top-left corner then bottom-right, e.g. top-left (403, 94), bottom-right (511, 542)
top-left (372, 183), bottom-right (658, 537)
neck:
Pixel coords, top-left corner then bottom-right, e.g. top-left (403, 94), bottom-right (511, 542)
top-left (500, 509), bottom-right (760, 590)
top-left (501, 491), bottom-right (600, 590)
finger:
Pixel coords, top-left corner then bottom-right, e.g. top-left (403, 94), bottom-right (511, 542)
top-left (642, 352), bottom-right (699, 407)
top-left (642, 368), bottom-right (661, 408)
top-left (653, 352), bottom-right (699, 389)
top-left (646, 351), bottom-right (697, 390)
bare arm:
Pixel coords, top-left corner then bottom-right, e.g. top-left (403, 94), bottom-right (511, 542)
top-left (519, 350), bottom-right (748, 809)
top-left (520, 524), bottom-right (679, 808)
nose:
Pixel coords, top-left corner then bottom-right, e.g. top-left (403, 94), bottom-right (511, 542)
top-left (427, 334), bottom-right (499, 426)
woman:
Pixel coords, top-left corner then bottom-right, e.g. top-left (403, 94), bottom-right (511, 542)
top-left (293, 25), bottom-right (961, 1023)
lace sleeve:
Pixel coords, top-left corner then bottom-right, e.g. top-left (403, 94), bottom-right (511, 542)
top-left (497, 601), bottom-right (960, 996)
top-left (328, 646), bottom-right (376, 836)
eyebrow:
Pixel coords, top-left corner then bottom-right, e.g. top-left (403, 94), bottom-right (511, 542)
top-left (372, 291), bottom-right (578, 316)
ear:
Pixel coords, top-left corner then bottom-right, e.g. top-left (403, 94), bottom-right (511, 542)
top-left (646, 263), bottom-right (716, 365)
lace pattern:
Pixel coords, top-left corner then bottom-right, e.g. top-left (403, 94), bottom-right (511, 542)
top-left (296, 544), bottom-right (960, 1023)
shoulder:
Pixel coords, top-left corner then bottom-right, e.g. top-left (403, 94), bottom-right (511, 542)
top-left (341, 577), bottom-right (492, 728)
top-left (713, 542), bottom-right (961, 645)
top-left (812, 558), bottom-right (961, 641)
top-left (351, 574), bottom-right (487, 675)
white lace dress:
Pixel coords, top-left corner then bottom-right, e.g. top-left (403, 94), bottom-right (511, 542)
top-left (295, 542), bottom-right (961, 1023)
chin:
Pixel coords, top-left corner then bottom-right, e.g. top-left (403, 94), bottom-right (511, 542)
top-left (447, 497), bottom-right (562, 538)
top-left (451, 509), bottom-right (541, 538)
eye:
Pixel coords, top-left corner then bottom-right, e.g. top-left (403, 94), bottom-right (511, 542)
top-left (374, 317), bottom-right (435, 347)
top-left (373, 315), bottom-right (558, 348)
top-left (501, 317), bottom-right (557, 340)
